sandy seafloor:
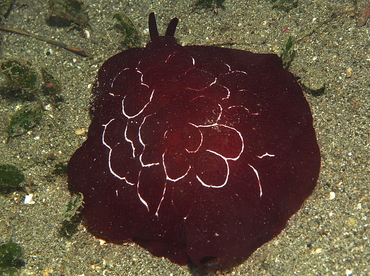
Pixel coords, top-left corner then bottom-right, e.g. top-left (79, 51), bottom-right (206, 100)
top-left (0, 0), bottom-right (369, 275)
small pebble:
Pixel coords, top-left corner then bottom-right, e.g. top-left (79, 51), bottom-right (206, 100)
top-left (24, 194), bottom-right (35, 204)
top-left (345, 68), bottom-right (353, 78)
top-left (75, 128), bottom-right (86, 135)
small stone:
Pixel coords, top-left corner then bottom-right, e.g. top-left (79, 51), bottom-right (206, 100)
top-left (75, 128), bottom-right (86, 135)
top-left (299, 66), bottom-right (326, 94)
top-left (347, 218), bottom-right (356, 227)
top-left (24, 194), bottom-right (35, 204)
top-left (345, 68), bottom-right (353, 78)
top-left (44, 104), bottom-right (53, 111)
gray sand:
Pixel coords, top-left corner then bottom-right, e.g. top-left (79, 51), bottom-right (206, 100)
top-left (1, 0), bottom-right (369, 275)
